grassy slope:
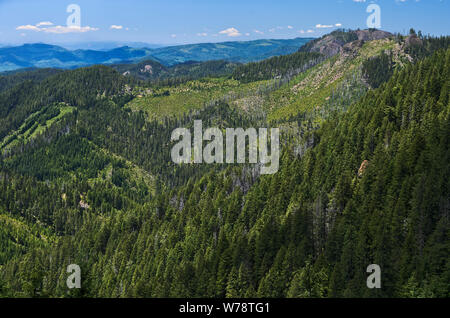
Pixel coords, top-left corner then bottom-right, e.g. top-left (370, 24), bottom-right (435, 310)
top-left (265, 38), bottom-right (406, 121)
top-left (125, 78), bottom-right (271, 120)
top-left (0, 103), bottom-right (75, 152)
top-left (125, 39), bottom-right (410, 124)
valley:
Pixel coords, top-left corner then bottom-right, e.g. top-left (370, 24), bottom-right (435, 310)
top-left (0, 29), bottom-right (448, 298)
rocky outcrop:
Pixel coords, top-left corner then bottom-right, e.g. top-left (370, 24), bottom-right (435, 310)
top-left (405, 34), bottom-right (423, 47)
top-left (79, 200), bottom-right (90, 209)
top-left (300, 29), bottom-right (392, 58)
top-left (355, 29), bottom-right (392, 41)
top-left (140, 64), bottom-right (153, 74)
top-left (358, 160), bottom-right (369, 177)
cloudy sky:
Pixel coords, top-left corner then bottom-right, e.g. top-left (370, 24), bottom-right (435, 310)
top-left (0, 0), bottom-right (448, 45)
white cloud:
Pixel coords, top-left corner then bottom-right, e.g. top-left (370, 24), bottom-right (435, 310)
top-left (287, 25), bottom-right (293, 29)
top-left (254, 30), bottom-right (264, 35)
top-left (307, 30), bottom-right (314, 33)
top-left (197, 32), bottom-right (208, 37)
top-left (36, 21), bottom-right (53, 27)
top-left (16, 25), bottom-right (40, 31)
top-left (43, 26), bottom-right (99, 34)
top-left (110, 25), bottom-right (123, 30)
top-left (316, 24), bottom-right (334, 28)
top-left (314, 23), bottom-right (342, 29)
top-left (16, 22), bottom-right (98, 34)
top-left (171, 34), bottom-right (177, 38)
top-left (219, 27), bottom-right (241, 37)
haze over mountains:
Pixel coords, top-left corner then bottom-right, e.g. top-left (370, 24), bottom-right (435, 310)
top-left (0, 37), bottom-right (313, 72)
top-left (57, 41), bottom-right (165, 51)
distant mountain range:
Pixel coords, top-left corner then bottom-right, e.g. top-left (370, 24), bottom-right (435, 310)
top-left (57, 41), bottom-right (165, 51)
top-left (0, 38), bottom-right (313, 72)
top-left (0, 41), bottom-right (165, 51)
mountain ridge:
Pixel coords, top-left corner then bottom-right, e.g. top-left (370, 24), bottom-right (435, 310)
top-left (299, 29), bottom-right (393, 57)
top-left (0, 37), bottom-right (314, 72)
top-left (0, 30), bottom-right (448, 298)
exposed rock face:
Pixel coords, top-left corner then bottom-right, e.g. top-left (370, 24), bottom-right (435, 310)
top-left (140, 64), bottom-right (153, 74)
top-left (318, 41), bottom-right (343, 57)
top-left (355, 30), bottom-right (392, 41)
top-left (405, 34), bottom-right (423, 47)
top-left (358, 160), bottom-right (370, 177)
top-left (79, 200), bottom-right (90, 209)
top-left (300, 29), bottom-right (392, 58)
top-left (303, 36), bottom-right (345, 57)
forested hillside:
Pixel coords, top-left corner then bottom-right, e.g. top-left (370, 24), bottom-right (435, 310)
top-left (0, 68), bottom-right (64, 93)
top-left (232, 52), bottom-right (323, 83)
top-left (0, 30), bottom-right (448, 298)
top-left (113, 59), bottom-right (239, 83)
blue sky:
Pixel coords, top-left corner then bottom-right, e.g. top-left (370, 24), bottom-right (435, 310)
top-left (0, 0), bottom-right (448, 46)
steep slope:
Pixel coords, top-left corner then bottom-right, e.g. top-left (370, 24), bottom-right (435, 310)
top-left (119, 33), bottom-right (437, 126)
top-left (0, 47), bottom-right (447, 298)
top-left (232, 51), bottom-right (323, 83)
top-left (266, 38), bottom-right (397, 120)
top-left (0, 31), bottom-right (448, 299)
top-left (299, 29), bottom-right (392, 57)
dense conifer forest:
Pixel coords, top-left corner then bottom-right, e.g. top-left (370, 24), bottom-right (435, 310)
top-left (0, 30), bottom-right (448, 298)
